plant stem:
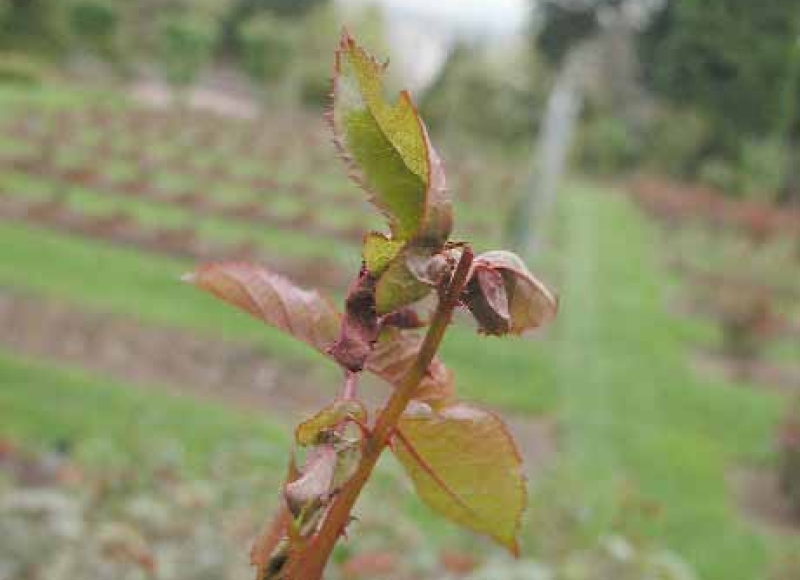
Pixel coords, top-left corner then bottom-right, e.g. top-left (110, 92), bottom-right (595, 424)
top-left (293, 247), bottom-right (474, 579)
top-left (339, 371), bottom-right (359, 401)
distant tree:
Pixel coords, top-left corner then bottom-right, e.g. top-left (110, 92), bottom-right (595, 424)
top-left (0, 0), bottom-right (65, 56)
top-left (536, 0), bottom-right (616, 65)
top-left (777, 32), bottom-right (800, 206)
top-left (219, 0), bottom-right (327, 56)
top-left (238, 14), bottom-right (296, 107)
top-left (639, 0), bottom-right (800, 204)
top-left (421, 44), bottom-right (542, 146)
top-left (640, 1), bottom-right (796, 148)
top-left (157, 13), bottom-right (215, 101)
top-left (68, 0), bottom-right (120, 62)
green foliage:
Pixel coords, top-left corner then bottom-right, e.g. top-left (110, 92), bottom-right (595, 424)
top-left (639, 0), bottom-right (800, 158)
top-left (649, 133), bottom-right (786, 197)
top-left (292, 4), bottom-right (339, 108)
top-left (395, 404), bottom-right (526, 554)
top-left (68, 0), bottom-right (120, 60)
top-left (219, 0), bottom-right (327, 56)
top-left (779, 398), bottom-right (800, 519)
top-left (421, 45), bottom-right (543, 146)
top-left (574, 116), bottom-right (639, 176)
top-left (737, 139), bottom-right (786, 199)
top-left (238, 14), bottom-right (295, 86)
top-left (639, 108), bottom-right (710, 177)
top-left (0, 0), bottom-right (66, 57)
top-left (697, 158), bottom-right (741, 196)
top-left (331, 32), bottom-right (458, 312)
top-left (157, 13), bottom-right (215, 89)
top-left (0, 52), bottom-right (48, 86)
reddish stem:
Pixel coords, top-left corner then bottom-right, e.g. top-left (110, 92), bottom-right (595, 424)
top-left (290, 247), bottom-right (474, 579)
top-left (339, 370), bottom-right (359, 401)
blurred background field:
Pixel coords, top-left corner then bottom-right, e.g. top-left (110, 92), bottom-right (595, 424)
top-left (1, 1), bottom-right (800, 579)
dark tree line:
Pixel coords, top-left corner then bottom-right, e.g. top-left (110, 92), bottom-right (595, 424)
top-left (535, 0), bottom-right (800, 204)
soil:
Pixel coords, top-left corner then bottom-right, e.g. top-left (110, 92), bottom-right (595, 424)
top-left (728, 466), bottom-right (800, 535)
top-left (0, 289), bottom-right (333, 416)
top-left (131, 78), bottom-right (259, 121)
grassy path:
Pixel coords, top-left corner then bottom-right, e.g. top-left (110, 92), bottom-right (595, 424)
top-left (550, 184), bottom-right (791, 580)
top-left (0, 353), bottom-right (290, 473)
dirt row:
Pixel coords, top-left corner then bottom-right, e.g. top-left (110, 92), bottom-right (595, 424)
top-left (0, 289), bottom-right (334, 415)
top-left (0, 288), bottom-right (557, 468)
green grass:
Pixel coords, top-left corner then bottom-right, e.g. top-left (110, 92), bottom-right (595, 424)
top-left (0, 221), bottom-right (341, 364)
top-left (0, 352), bottom-right (290, 473)
top-left (544, 184), bottom-right (791, 580)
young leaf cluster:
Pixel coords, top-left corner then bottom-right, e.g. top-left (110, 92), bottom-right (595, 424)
top-left (184, 30), bottom-right (558, 580)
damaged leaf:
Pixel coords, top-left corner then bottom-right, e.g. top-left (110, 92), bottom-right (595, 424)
top-left (284, 445), bottom-right (338, 517)
top-left (251, 457), bottom-right (299, 580)
top-left (328, 268), bottom-right (379, 371)
top-left (185, 261), bottom-right (451, 404)
top-left (393, 403), bottom-right (527, 555)
top-left (374, 246), bottom-right (454, 314)
top-left (463, 250), bottom-right (557, 336)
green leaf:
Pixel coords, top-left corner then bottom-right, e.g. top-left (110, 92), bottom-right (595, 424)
top-left (374, 245), bottom-right (454, 314)
top-left (331, 30), bottom-right (452, 245)
top-left (295, 400), bottom-right (367, 446)
top-left (363, 231), bottom-right (403, 276)
top-left (464, 250), bottom-right (558, 335)
top-left (374, 251), bottom-right (432, 314)
top-left (393, 403), bottom-right (526, 554)
top-left (183, 262), bottom-right (340, 354)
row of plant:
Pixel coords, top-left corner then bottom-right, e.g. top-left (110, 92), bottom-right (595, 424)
top-left (0, 194), bottom-right (346, 292)
top-left (1, 163), bottom-right (369, 245)
top-left (0, 100), bottom-right (506, 240)
top-left (637, 182), bottom-right (800, 527)
top-left (630, 178), bottom-right (800, 245)
top-left (0, 97), bottom-right (517, 203)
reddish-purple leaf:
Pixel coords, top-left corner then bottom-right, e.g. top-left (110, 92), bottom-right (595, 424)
top-left (477, 267), bottom-right (510, 320)
top-left (185, 262), bottom-right (453, 404)
top-left (464, 251), bottom-right (557, 336)
top-left (183, 262), bottom-right (340, 353)
top-left (328, 268), bottom-right (379, 371)
top-left (366, 328), bottom-right (455, 407)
